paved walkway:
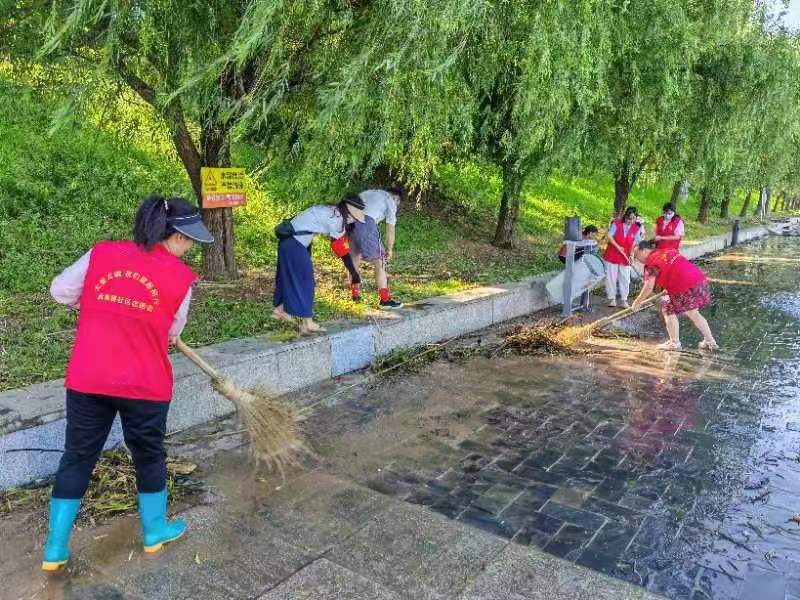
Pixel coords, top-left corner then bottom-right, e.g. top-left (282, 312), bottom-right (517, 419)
top-left (9, 236), bottom-right (800, 600)
top-left (3, 444), bottom-right (660, 599)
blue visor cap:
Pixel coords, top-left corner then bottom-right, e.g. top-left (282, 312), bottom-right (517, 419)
top-left (168, 213), bottom-right (215, 244)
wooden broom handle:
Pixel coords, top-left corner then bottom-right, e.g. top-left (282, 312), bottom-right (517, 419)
top-left (176, 339), bottom-right (222, 381)
top-left (592, 291), bottom-right (666, 330)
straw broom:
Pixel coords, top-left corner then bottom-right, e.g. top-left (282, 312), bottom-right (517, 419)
top-left (554, 291), bottom-right (666, 346)
top-left (176, 339), bottom-right (310, 479)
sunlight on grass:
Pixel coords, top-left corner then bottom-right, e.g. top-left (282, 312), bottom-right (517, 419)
top-left (1, 73), bottom-right (791, 391)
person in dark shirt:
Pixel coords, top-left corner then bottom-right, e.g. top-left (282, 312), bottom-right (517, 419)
top-left (558, 225), bottom-right (599, 264)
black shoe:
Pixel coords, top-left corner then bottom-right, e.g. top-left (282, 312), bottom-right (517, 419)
top-left (379, 299), bottom-right (404, 309)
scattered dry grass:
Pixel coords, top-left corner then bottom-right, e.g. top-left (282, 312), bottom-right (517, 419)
top-left (0, 449), bottom-right (198, 523)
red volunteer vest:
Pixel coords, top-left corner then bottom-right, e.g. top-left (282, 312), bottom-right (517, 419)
top-left (65, 241), bottom-right (197, 402)
top-left (645, 248), bottom-right (706, 295)
top-left (603, 220), bottom-right (640, 266)
top-left (655, 216), bottom-right (682, 250)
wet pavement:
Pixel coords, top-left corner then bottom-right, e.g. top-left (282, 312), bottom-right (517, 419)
top-left (317, 235), bottom-right (800, 600)
top-left (4, 236), bottom-right (800, 599)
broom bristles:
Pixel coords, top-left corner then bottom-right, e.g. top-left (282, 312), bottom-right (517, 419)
top-left (213, 378), bottom-right (313, 480)
top-left (553, 323), bottom-right (595, 346)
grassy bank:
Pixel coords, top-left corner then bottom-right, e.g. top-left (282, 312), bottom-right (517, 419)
top-left (0, 75), bottom-right (768, 391)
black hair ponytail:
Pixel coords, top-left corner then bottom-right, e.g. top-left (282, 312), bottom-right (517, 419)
top-left (336, 197), bottom-right (354, 226)
top-left (134, 195), bottom-right (198, 250)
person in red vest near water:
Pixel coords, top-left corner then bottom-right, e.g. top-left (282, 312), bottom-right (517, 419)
top-left (632, 240), bottom-right (718, 351)
top-left (654, 203), bottom-right (684, 250)
top-left (41, 195), bottom-right (214, 571)
top-left (603, 206), bottom-right (643, 308)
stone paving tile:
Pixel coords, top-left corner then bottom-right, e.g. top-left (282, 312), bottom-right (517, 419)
top-left (110, 508), bottom-right (314, 600)
top-left (544, 524), bottom-right (593, 561)
top-left (539, 500), bottom-right (606, 532)
top-left (458, 506), bottom-right (518, 539)
top-left (328, 501), bottom-right (506, 599)
top-left (258, 559), bottom-right (406, 600)
top-left (460, 543), bottom-right (663, 600)
top-left (256, 473), bottom-right (393, 555)
top-left (576, 523), bottom-right (641, 577)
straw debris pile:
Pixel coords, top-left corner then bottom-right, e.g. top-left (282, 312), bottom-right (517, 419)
top-left (502, 324), bottom-right (580, 355)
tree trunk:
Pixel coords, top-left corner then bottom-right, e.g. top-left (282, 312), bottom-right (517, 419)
top-left (779, 191), bottom-right (787, 211)
top-left (697, 188), bottom-right (711, 224)
top-left (753, 187), bottom-right (765, 217)
top-left (670, 180), bottom-right (682, 206)
top-left (200, 124), bottom-right (237, 280)
top-left (719, 191), bottom-right (731, 219)
top-left (739, 190), bottom-right (752, 218)
top-left (493, 164), bottom-right (524, 248)
top-left (772, 191), bottom-right (781, 213)
top-left (614, 169), bottom-right (630, 218)
top-left (118, 64), bottom-right (236, 280)
top-left (764, 187), bottom-right (772, 217)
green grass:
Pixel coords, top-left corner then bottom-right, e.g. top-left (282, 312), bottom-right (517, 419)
top-left (0, 73), bottom-right (775, 391)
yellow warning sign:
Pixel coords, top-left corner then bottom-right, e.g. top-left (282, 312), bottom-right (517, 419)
top-left (201, 167), bottom-right (247, 209)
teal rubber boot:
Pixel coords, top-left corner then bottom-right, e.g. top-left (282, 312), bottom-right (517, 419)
top-left (42, 498), bottom-right (81, 571)
top-left (137, 488), bottom-right (186, 553)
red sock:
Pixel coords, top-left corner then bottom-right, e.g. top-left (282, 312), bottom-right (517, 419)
top-left (350, 283), bottom-right (361, 299)
top-left (379, 288), bottom-right (390, 302)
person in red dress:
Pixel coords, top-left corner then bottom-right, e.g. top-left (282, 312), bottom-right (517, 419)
top-left (654, 203), bottom-right (684, 250)
top-left (41, 195), bottom-right (213, 571)
top-left (632, 240), bottom-right (718, 351)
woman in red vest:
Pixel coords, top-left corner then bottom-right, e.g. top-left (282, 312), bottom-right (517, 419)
top-left (654, 203), bottom-right (684, 250)
top-left (41, 196), bottom-right (213, 571)
top-left (632, 241), bottom-right (718, 351)
top-left (603, 206), bottom-right (643, 308)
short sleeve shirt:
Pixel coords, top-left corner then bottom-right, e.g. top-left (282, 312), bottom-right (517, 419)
top-left (608, 221), bottom-right (643, 244)
top-left (290, 205), bottom-right (346, 247)
top-left (359, 190), bottom-right (398, 225)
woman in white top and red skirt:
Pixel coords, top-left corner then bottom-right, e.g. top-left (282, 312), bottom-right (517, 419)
top-left (42, 196), bottom-right (214, 571)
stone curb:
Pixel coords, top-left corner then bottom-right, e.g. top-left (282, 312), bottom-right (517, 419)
top-left (0, 224), bottom-right (771, 489)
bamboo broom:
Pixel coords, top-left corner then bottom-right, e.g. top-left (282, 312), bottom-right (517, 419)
top-left (554, 291), bottom-right (666, 346)
top-left (176, 339), bottom-right (310, 479)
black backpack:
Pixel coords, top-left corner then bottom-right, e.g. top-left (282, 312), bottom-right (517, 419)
top-left (274, 218), bottom-right (313, 240)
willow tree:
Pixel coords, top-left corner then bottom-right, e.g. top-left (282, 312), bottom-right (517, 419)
top-left (681, 16), bottom-right (761, 224)
top-left (586, 1), bottom-right (747, 216)
top-left (35, 0), bottom-right (259, 279)
top-left (448, 1), bottom-right (611, 247)
top-left (221, 0), bottom-right (478, 205)
top-left (229, 1), bottom-right (613, 248)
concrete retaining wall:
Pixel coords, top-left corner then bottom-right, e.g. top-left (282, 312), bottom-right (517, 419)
top-left (0, 224), bottom-right (771, 489)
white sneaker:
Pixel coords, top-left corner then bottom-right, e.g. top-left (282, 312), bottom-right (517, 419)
top-left (607, 299), bottom-right (617, 308)
top-left (698, 340), bottom-right (719, 351)
top-left (620, 301), bottom-right (630, 309)
top-left (656, 340), bottom-right (682, 351)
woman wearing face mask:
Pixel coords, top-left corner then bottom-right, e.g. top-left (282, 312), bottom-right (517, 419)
top-left (42, 195), bottom-right (214, 571)
top-left (654, 203), bottom-right (684, 250)
top-left (272, 195), bottom-right (366, 335)
top-left (603, 206), bottom-right (643, 308)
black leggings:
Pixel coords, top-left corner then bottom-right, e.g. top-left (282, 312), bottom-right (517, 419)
top-left (52, 389), bottom-right (170, 499)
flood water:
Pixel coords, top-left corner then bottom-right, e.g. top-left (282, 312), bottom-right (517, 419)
top-left (313, 235), bottom-right (800, 600)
